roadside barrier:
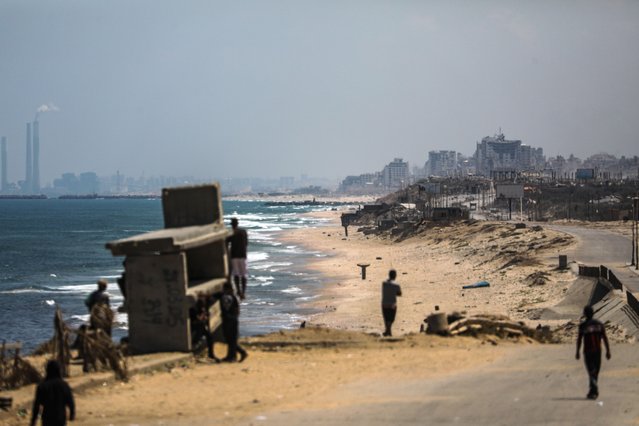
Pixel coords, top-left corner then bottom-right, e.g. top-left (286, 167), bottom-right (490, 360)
top-left (578, 264), bottom-right (639, 318)
top-left (627, 291), bottom-right (639, 316)
top-left (609, 270), bottom-right (624, 290)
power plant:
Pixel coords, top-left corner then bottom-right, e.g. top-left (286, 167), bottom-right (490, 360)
top-left (0, 118), bottom-right (43, 195)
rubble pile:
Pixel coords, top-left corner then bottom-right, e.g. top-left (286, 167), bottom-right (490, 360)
top-left (424, 313), bottom-right (554, 343)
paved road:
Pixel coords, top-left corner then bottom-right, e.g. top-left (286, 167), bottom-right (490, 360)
top-left (239, 344), bottom-right (639, 426)
top-left (546, 225), bottom-right (639, 293)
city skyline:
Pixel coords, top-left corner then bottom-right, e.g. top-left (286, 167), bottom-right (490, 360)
top-left (1, 1), bottom-right (638, 184)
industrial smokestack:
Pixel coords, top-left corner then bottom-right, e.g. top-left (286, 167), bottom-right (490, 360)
top-left (1, 136), bottom-right (7, 193)
top-left (33, 120), bottom-right (40, 193)
top-left (25, 122), bottom-right (32, 194)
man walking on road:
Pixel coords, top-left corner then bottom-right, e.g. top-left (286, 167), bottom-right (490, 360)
top-left (576, 305), bottom-right (611, 400)
top-left (381, 269), bottom-right (402, 337)
top-left (226, 218), bottom-right (248, 299)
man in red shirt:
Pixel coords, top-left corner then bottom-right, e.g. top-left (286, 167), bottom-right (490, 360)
top-left (576, 305), bottom-right (611, 400)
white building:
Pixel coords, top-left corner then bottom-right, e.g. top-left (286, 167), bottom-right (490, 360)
top-left (382, 158), bottom-right (409, 189)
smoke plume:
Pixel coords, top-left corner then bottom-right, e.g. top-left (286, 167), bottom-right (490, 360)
top-left (35, 102), bottom-right (60, 120)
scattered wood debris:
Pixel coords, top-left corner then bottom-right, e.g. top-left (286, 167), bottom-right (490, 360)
top-left (424, 313), bottom-right (553, 343)
top-left (0, 341), bottom-right (42, 391)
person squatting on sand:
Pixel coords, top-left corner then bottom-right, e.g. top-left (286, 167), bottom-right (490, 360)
top-left (30, 360), bottom-right (75, 426)
top-left (189, 297), bottom-right (220, 362)
top-left (220, 281), bottom-right (248, 363)
top-left (576, 305), bottom-right (611, 400)
top-left (381, 269), bottom-right (402, 337)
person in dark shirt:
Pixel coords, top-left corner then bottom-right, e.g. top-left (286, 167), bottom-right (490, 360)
top-left (226, 218), bottom-right (249, 299)
top-left (576, 305), bottom-right (611, 399)
top-left (220, 281), bottom-right (248, 363)
top-left (30, 360), bottom-right (75, 426)
top-left (189, 297), bottom-right (219, 361)
top-left (381, 269), bottom-right (402, 337)
top-left (84, 279), bottom-right (110, 312)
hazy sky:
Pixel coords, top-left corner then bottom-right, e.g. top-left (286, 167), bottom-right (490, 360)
top-left (1, 0), bottom-right (638, 184)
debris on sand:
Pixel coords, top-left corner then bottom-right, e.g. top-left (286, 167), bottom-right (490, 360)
top-left (526, 271), bottom-right (551, 286)
top-left (424, 313), bottom-right (553, 343)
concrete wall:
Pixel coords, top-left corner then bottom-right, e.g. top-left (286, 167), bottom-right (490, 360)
top-left (126, 253), bottom-right (191, 354)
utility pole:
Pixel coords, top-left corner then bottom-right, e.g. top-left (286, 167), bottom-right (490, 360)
top-left (632, 198), bottom-right (636, 266)
top-left (634, 197), bottom-right (638, 270)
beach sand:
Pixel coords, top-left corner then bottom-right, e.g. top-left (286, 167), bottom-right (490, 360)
top-left (4, 211), bottom-right (592, 426)
top-left (282, 210), bottom-right (576, 335)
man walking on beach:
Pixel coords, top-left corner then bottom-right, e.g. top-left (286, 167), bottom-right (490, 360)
top-left (220, 281), bottom-right (248, 362)
top-left (30, 360), bottom-right (75, 426)
top-left (381, 269), bottom-right (402, 337)
top-left (226, 218), bottom-right (248, 299)
top-left (576, 305), bottom-right (611, 400)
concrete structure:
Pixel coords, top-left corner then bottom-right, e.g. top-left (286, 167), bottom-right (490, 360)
top-left (1, 137), bottom-right (7, 193)
top-left (32, 120), bottom-right (40, 193)
top-left (382, 158), bottom-right (409, 189)
top-left (106, 183), bottom-right (232, 354)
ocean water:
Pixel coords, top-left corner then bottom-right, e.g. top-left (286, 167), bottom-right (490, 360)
top-left (0, 199), bottom-right (334, 352)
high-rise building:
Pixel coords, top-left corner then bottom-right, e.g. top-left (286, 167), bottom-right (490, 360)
top-left (426, 150), bottom-right (458, 177)
top-left (33, 120), bottom-right (40, 193)
top-left (474, 132), bottom-right (543, 177)
top-left (25, 122), bottom-right (32, 193)
top-left (382, 158), bottom-right (409, 189)
top-left (1, 136), bottom-right (7, 193)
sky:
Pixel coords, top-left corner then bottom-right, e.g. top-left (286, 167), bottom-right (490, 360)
top-left (1, 0), bottom-right (638, 185)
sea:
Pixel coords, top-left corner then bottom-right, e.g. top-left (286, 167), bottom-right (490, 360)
top-left (0, 198), bottom-right (338, 353)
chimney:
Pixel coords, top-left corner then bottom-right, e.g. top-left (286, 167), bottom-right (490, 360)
top-left (25, 122), bottom-right (32, 194)
top-left (1, 136), bottom-right (7, 193)
top-left (33, 120), bottom-right (40, 193)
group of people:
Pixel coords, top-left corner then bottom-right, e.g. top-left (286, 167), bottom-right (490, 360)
top-left (381, 268), bottom-right (612, 400)
top-left (189, 217), bottom-right (249, 363)
top-left (190, 280), bottom-right (248, 363)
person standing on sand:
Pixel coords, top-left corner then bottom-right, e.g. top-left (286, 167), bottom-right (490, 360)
top-left (84, 279), bottom-right (110, 312)
top-left (381, 269), bottom-right (402, 337)
top-left (30, 360), bottom-right (75, 426)
top-left (220, 281), bottom-right (248, 363)
top-left (226, 218), bottom-right (248, 300)
top-left (576, 305), bottom-right (611, 400)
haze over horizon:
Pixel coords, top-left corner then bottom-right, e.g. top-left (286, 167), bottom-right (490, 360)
top-left (1, 0), bottom-right (638, 185)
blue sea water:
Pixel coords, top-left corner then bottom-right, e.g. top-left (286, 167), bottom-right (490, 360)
top-left (0, 199), bottom-right (334, 352)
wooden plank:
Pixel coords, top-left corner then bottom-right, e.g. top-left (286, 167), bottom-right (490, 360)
top-left (0, 342), bottom-right (22, 351)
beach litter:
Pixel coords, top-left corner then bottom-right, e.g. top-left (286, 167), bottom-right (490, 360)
top-left (462, 281), bottom-right (490, 290)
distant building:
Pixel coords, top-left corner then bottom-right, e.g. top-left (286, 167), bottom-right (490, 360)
top-left (474, 132), bottom-right (544, 177)
top-left (426, 150), bottom-right (458, 177)
top-left (382, 158), bottom-right (409, 189)
top-left (339, 172), bottom-right (383, 194)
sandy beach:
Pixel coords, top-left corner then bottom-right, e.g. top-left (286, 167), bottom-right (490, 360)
top-left (6, 209), bottom-right (637, 426)
top-left (282, 210), bottom-right (577, 335)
